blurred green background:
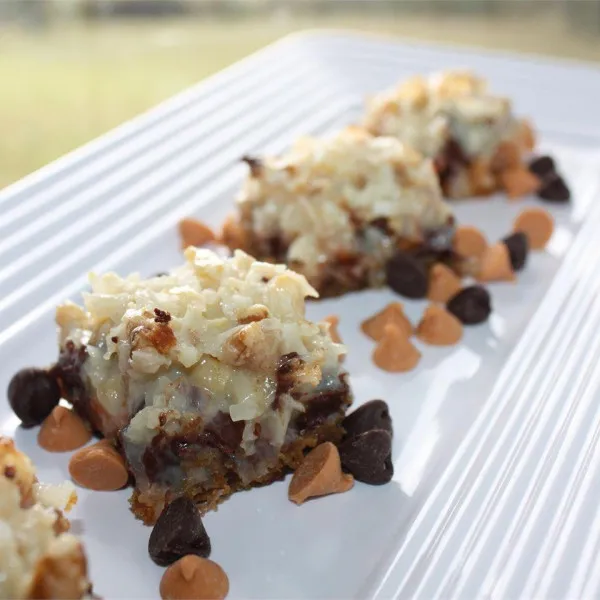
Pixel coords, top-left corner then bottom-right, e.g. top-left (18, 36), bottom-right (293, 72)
top-left (2, 0), bottom-right (600, 190)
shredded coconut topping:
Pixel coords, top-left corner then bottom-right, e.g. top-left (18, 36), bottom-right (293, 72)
top-left (235, 127), bottom-right (452, 277)
top-left (0, 437), bottom-right (89, 599)
top-left (364, 70), bottom-right (520, 160)
top-left (56, 248), bottom-right (345, 438)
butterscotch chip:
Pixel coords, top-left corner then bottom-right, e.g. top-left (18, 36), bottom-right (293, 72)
top-left (416, 304), bottom-right (463, 346)
top-left (427, 263), bottom-right (462, 303)
top-left (513, 207), bottom-right (554, 250)
top-left (468, 160), bottom-right (496, 196)
top-left (361, 303), bottom-right (412, 341)
top-left (37, 406), bottom-right (91, 453)
top-left (491, 141), bottom-right (522, 172)
top-left (453, 225), bottom-right (487, 259)
top-left (476, 242), bottom-right (516, 282)
top-left (160, 555), bottom-right (229, 600)
top-left (68, 440), bottom-right (129, 491)
top-left (179, 219), bottom-right (216, 250)
top-left (520, 119), bottom-right (536, 151)
top-left (500, 167), bottom-right (541, 200)
top-left (323, 315), bottom-right (343, 345)
top-left (220, 214), bottom-right (247, 250)
top-left (372, 323), bottom-right (421, 373)
top-left (288, 442), bottom-right (354, 505)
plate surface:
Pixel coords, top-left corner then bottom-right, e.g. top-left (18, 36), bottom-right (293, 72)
top-left (2, 32), bottom-right (600, 600)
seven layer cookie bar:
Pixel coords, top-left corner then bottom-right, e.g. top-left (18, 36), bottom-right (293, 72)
top-left (224, 127), bottom-right (454, 297)
top-left (0, 437), bottom-right (92, 600)
top-left (363, 70), bottom-right (536, 199)
top-left (52, 248), bottom-right (350, 523)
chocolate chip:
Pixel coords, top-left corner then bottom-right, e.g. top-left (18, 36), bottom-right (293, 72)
top-left (338, 429), bottom-right (393, 485)
top-left (7, 368), bottom-right (61, 428)
top-left (153, 272), bottom-right (168, 278)
top-left (446, 286), bottom-right (491, 325)
top-left (529, 155), bottom-right (556, 179)
top-left (386, 251), bottom-right (428, 299)
top-left (502, 232), bottom-right (529, 272)
top-left (149, 497), bottom-right (211, 567)
top-left (538, 175), bottom-right (570, 203)
top-left (342, 400), bottom-right (392, 439)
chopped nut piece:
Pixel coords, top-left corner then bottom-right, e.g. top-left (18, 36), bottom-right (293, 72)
top-left (361, 303), bottom-right (412, 342)
top-left (372, 324), bottom-right (421, 373)
top-left (288, 442), bottom-right (354, 505)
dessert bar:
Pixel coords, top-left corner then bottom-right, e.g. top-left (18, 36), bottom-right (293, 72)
top-left (363, 70), bottom-right (536, 198)
top-left (0, 437), bottom-right (92, 599)
top-left (52, 248), bottom-right (350, 523)
top-left (223, 127), bottom-right (454, 296)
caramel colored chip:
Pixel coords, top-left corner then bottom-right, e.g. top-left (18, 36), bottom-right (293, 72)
top-left (160, 555), bottom-right (229, 600)
top-left (288, 442), bottom-right (354, 505)
top-left (520, 119), bottom-right (536, 151)
top-left (361, 303), bottom-right (412, 341)
top-left (372, 324), bottom-right (421, 373)
top-left (416, 304), bottom-right (463, 346)
top-left (179, 218), bottom-right (216, 250)
top-left (37, 407), bottom-right (91, 453)
top-left (468, 159), bottom-right (496, 196)
top-left (68, 440), bottom-right (129, 491)
top-left (323, 315), bottom-right (343, 345)
top-left (513, 207), bottom-right (554, 250)
top-left (500, 167), bottom-right (541, 200)
top-left (427, 263), bottom-right (463, 303)
top-left (491, 141), bottom-right (522, 172)
top-left (220, 214), bottom-right (247, 250)
top-left (477, 242), bottom-right (516, 282)
top-left (453, 225), bottom-right (487, 259)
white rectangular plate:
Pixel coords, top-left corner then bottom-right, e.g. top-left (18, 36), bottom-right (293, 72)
top-left (2, 32), bottom-right (600, 600)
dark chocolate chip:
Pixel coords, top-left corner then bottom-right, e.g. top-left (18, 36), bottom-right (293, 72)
top-left (502, 232), bottom-right (529, 272)
top-left (529, 155), bottom-right (556, 179)
top-left (339, 429), bottom-right (393, 485)
top-left (446, 286), bottom-right (492, 325)
top-left (153, 272), bottom-right (168, 278)
top-left (538, 175), bottom-right (570, 203)
top-left (148, 497), bottom-right (211, 567)
top-left (7, 368), bottom-right (61, 428)
top-left (386, 251), bottom-right (428, 299)
top-left (342, 400), bottom-right (393, 439)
